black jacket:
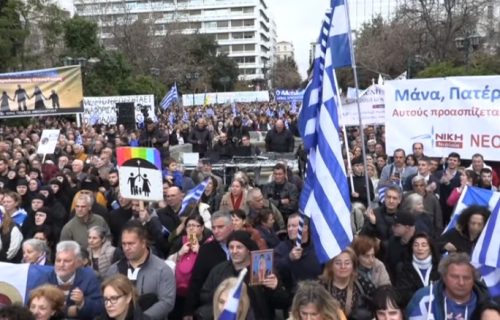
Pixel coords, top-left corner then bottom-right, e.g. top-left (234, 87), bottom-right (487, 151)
top-left (188, 126), bottom-right (212, 155)
top-left (198, 261), bottom-right (289, 320)
top-left (264, 128), bottom-right (294, 153)
top-left (395, 260), bottom-right (440, 306)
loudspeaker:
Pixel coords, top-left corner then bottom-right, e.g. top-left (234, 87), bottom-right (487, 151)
top-left (116, 102), bottom-right (136, 131)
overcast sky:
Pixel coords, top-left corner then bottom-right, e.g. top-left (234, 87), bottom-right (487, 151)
top-left (267, 1), bottom-right (329, 79)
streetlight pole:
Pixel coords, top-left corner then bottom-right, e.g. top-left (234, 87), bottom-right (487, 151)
top-left (455, 32), bottom-right (481, 71)
top-left (186, 72), bottom-right (199, 106)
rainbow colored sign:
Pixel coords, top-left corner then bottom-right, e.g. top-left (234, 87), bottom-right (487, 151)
top-left (116, 147), bottom-right (161, 168)
top-left (116, 147), bottom-right (163, 201)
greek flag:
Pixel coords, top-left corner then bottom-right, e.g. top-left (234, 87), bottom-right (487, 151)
top-left (443, 186), bottom-right (500, 233)
top-left (168, 112), bottom-right (175, 125)
top-left (218, 268), bottom-right (248, 320)
top-left (179, 178), bottom-right (209, 216)
top-left (75, 133), bottom-right (83, 145)
top-left (290, 100), bottom-right (297, 114)
top-left (330, 0), bottom-right (353, 68)
top-left (470, 189), bottom-right (500, 297)
top-left (298, 1), bottom-right (353, 264)
top-left (231, 102), bottom-right (237, 116)
top-left (160, 83), bottom-right (178, 110)
top-left (378, 186), bottom-right (387, 204)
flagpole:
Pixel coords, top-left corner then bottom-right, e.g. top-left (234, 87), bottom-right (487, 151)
top-left (333, 72), bottom-right (355, 193)
top-left (344, 0), bottom-right (372, 208)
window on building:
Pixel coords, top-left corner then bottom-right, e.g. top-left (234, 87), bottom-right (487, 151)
top-left (217, 20), bottom-right (229, 28)
top-left (217, 33), bottom-right (229, 40)
top-left (231, 20), bottom-right (243, 27)
top-left (233, 32), bottom-right (244, 39)
top-left (190, 10), bottom-right (201, 15)
top-left (204, 21), bottom-right (217, 28)
top-left (190, 21), bottom-right (201, 29)
top-left (243, 68), bottom-right (256, 74)
top-left (244, 44), bottom-right (255, 51)
top-left (243, 19), bottom-right (254, 26)
top-left (244, 32), bottom-right (254, 39)
top-left (219, 45), bottom-right (230, 53)
top-left (243, 7), bottom-right (254, 13)
top-left (232, 44), bottom-right (244, 52)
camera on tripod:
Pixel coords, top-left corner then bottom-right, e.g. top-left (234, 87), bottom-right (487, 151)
top-left (138, 104), bottom-right (150, 120)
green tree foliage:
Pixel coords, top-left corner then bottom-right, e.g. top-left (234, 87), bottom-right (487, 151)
top-left (38, 3), bottom-right (66, 66)
top-left (270, 58), bottom-right (302, 89)
top-left (417, 53), bottom-right (500, 78)
top-left (0, 0), bottom-right (28, 71)
top-left (63, 15), bottom-right (101, 58)
top-left (118, 75), bottom-right (165, 102)
top-left (209, 54), bottom-right (239, 92)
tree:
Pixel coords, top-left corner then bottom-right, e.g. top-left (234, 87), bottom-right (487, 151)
top-left (84, 51), bottom-right (132, 96)
top-left (209, 54), bottom-right (239, 92)
top-left (17, 0), bottom-right (68, 69)
top-left (0, 0), bottom-right (28, 71)
top-left (270, 58), bottom-right (302, 89)
top-left (63, 15), bottom-right (101, 58)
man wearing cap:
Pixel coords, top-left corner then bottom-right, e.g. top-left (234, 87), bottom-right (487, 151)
top-left (349, 156), bottom-right (374, 208)
top-left (196, 230), bottom-right (287, 320)
top-left (384, 211), bottom-right (416, 281)
top-left (60, 193), bottom-right (109, 249)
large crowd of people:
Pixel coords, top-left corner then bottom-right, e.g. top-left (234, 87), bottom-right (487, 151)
top-left (0, 102), bottom-right (499, 320)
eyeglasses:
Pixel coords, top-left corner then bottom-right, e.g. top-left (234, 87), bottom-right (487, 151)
top-left (104, 295), bottom-right (124, 305)
top-left (333, 260), bottom-right (352, 267)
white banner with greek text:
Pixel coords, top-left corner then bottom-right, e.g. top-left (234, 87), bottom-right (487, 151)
top-left (83, 95), bottom-right (156, 125)
top-left (385, 76), bottom-right (500, 160)
top-left (341, 84), bottom-right (385, 126)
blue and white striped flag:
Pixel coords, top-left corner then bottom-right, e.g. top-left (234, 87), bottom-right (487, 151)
top-left (160, 83), bottom-right (178, 110)
top-left (168, 113), bottom-right (175, 125)
top-left (330, 0), bottom-right (353, 68)
top-left (179, 178), bottom-right (209, 216)
top-left (296, 214), bottom-right (304, 248)
top-left (278, 107), bottom-right (285, 119)
top-left (231, 102), bottom-right (237, 116)
top-left (218, 268), bottom-right (248, 320)
top-left (75, 133), bottom-right (83, 145)
top-left (378, 186), bottom-right (387, 204)
top-left (471, 192), bottom-right (500, 297)
top-left (182, 111), bottom-right (189, 123)
top-left (297, 2), bottom-right (353, 264)
top-left (443, 186), bottom-right (500, 233)
top-left (442, 186), bottom-right (500, 297)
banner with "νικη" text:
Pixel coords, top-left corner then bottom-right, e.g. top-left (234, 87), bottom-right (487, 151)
top-left (385, 76), bottom-right (500, 160)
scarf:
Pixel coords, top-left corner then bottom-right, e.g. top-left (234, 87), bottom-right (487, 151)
top-left (412, 254), bottom-right (432, 286)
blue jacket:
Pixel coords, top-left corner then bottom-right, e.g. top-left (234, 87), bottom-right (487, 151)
top-left (47, 267), bottom-right (104, 319)
top-left (274, 239), bottom-right (322, 293)
top-left (406, 279), bottom-right (489, 320)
